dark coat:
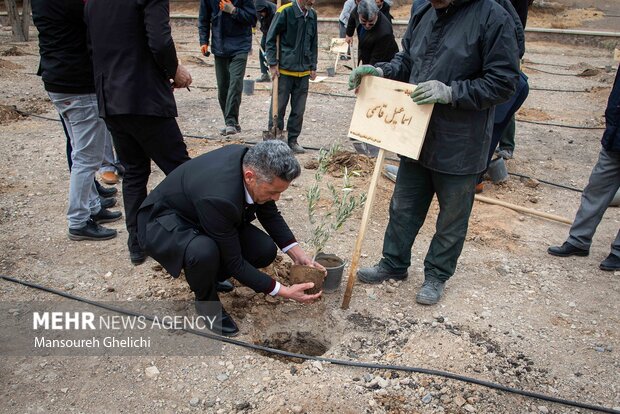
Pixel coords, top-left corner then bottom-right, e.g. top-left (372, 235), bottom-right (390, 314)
top-left (137, 145), bottom-right (297, 293)
top-left (602, 68), bottom-right (620, 152)
top-left (84, 0), bottom-right (179, 118)
top-left (510, 0), bottom-right (530, 28)
top-left (32, 0), bottom-right (94, 94)
top-left (199, 0), bottom-right (257, 57)
top-left (346, 5), bottom-right (393, 37)
top-left (377, 0), bottom-right (520, 175)
top-left (256, 0), bottom-right (277, 36)
top-left (358, 12), bottom-right (399, 66)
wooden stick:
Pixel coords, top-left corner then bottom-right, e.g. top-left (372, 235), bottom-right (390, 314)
top-left (341, 148), bottom-right (386, 310)
top-left (474, 194), bottom-right (572, 225)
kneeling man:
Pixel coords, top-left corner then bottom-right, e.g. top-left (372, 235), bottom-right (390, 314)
top-left (138, 141), bottom-right (324, 336)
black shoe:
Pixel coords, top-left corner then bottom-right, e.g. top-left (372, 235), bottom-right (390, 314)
top-left (68, 219), bottom-right (117, 241)
top-left (129, 249), bottom-right (146, 265)
top-left (216, 279), bottom-right (234, 293)
top-left (288, 142), bottom-right (306, 154)
top-left (600, 253), bottom-right (620, 271)
top-left (100, 197), bottom-right (117, 209)
top-left (91, 208), bottom-right (122, 224)
top-left (547, 242), bottom-right (589, 257)
top-left (195, 302), bottom-right (239, 337)
top-left (357, 265), bottom-right (408, 284)
top-left (96, 182), bottom-right (118, 198)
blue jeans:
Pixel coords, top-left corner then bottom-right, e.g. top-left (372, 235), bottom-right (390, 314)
top-left (380, 159), bottom-right (478, 282)
top-left (49, 92), bottom-right (107, 229)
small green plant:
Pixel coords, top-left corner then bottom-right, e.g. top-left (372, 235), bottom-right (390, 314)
top-left (306, 145), bottom-right (367, 260)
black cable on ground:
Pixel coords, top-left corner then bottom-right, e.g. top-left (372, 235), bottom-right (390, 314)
top-left (507, 172), bottom-right (583, 193)
top-left (517, 118), bottom-right (605, 130)
top-left (0, 275), bottom-right (618, 414)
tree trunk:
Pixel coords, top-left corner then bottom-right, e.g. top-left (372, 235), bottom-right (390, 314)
top-left (4, 0), bottom-right (30, 41)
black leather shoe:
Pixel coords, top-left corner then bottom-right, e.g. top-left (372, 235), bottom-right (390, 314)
top-left (195, 302), bottom-right (239, 337)
top-left (100, 197), bottom-right (117, 209)
top-left (547, 242), bottom-right (589, 257)
top-left (91, 208), bottom-right (122, 224)
top-left (129, 249), bottom-right (146, 265)
top-left (600, 253), bottom-right (620, 271)
top-left (216, 279), bottom-right (234, 293)
top-left (68, 219), bottom-right (117, 241)
top-left (96, 182), bottom-right (118, 198)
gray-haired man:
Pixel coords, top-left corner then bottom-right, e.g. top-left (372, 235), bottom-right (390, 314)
top-left (137, 141), bottom-right (324, 336)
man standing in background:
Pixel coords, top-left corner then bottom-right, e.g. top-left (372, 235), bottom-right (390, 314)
top-left (255, 0), bottom-right (277, 83)
top-left (84, 0), bottom-right (192, 265)
top-left (199, 0), bottom-right (257, 136)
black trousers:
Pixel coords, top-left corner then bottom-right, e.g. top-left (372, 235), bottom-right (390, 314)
top-left (104, 115), bottom-right (190, 252)
top-left (184, 224), bottom-right (277, 301)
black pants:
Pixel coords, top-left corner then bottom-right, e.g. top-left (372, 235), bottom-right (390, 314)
top-left (104, 115), bottom-right (190, 253)
top-left (184, 224), bottom-right (277, 301)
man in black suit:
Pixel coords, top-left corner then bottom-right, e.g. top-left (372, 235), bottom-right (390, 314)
top-left (84, 0), bottom-right (192, 265)
top-left (355, 0), bottom-right (399, 66)
top-left (137, 141), bottom-right (324, 336)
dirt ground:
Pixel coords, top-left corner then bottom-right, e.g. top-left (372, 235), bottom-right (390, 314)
top-left (0, 4), bottom-right (619, 414)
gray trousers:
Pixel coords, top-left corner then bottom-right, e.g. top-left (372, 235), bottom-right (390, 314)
top-left (567, 148), bottom-right (620, 256)
top-left (49, 92), bottom-right (106, 229)
top-left (214, 53), bottom-right (248, 127)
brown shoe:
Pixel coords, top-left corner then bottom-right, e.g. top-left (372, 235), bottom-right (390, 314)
top-left (100, 171), bottom-right (119, 185)
top-left (475, 183), bottom-right (484, 194)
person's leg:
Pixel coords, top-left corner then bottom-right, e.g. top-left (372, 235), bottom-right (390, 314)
top-left (567, 148), bottom-right (620, 250)
top-left (214, 56), bottom-right (231, 120)
top-left (268, 74), bottom-right (292, 132)
top-left (498, 115), bottom-right (516, 153)
top-left (286, 76), bottom-right (309, 148)
top-left (424, 171), bottom-right (478, 282)
top-left (49, 93), bottom-right (106, 229)
top-left (184, 235), bottom-right (221, 302)
top-left (61, 116), bottom-right (73, 171)
top-left (225, 53), bottom-right (248, 128)
top-left (239, 224), bottom-right (278, 268)
top-left (380, 160), bottom-right (434, 272)
top-left (98, 128), bottom-right (119, 183)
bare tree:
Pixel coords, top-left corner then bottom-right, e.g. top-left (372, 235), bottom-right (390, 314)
top-left (4, 0), bottom-right (31, 41)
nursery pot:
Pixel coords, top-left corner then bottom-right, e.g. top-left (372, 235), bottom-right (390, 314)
top-left (289, 264), bottom-right (325, 294)
top-left (326, 67), bottom-right (335, 77)
top-left (243, 79), bottom-right (255, 95)
top-left (315, 253), bottom-right (345, 293)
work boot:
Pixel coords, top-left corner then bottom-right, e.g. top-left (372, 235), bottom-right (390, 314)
top-left (357, 265), bottom-right (407, 284)
top-left (415, 277), bottom-right (445, 305)
top-left (475, 183), bottom-right (484, 194)
top-left (600, 253), bottom-right (620, 271)
top-left (220, 125), bottom-right (237, 136)
top-left (256, 73), bottom-right (271, 83)
top-left (547, 242), bottom-right (589, 257)
top-left (288, 141), bottom-right (306, 154)
top-left (235, 124), bottom-right (242, 133)
top-left (100, 171), bottom-right (119, 184)
top-left (496, 148), bottom-right (514, 160)
top-left (68, 219), bottom-right (117, 241)
top-left (96, 182), bottom-right (118, 198)
top-left (91, 208), bottom-right (122, 224)
top-left (100, 197), bottom-right (117, 209)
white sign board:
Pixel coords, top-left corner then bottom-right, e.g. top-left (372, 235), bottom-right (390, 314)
top-left (348, 76), bottom-right (434, 160)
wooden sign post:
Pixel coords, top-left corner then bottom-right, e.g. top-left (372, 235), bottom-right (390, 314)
top-left (341, 76), bottom-right (434, 310)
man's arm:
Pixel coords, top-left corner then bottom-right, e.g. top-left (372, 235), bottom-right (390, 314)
top-left (228, 0), bottom-right (258, 26)
top-left (140, 0), bottom-right (178, 80)
top-left (265, 7), bottom-right (285, 67)
top-left (345, 8), bottom-right (357, 37)
top-left (198, 0), bottom-right (212, 48)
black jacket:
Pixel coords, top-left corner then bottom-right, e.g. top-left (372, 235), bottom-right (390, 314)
top-left (137, 145), bottom-right (297, 293)
top-left (346, 5), bottom-right (393, 38)
top-left (358, 12), bottom-right (399, 66)
top-left (602, 68), bottom-right (620, 152)
top-left (256, 0), bottom-right (277, 36)
top-left (32, 0), bottom-right (94, 94)
top-left (378, 0), bottom-right (520, 174)
top-left (84, 0), bottom-right (179, 118)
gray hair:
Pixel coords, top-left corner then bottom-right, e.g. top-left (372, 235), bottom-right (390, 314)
top-left (243, 141), bottom-right (301, 183)
top-left (358, 0), bottom-right (379, 20)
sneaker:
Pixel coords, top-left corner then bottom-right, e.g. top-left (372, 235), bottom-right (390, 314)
top-left (415, 277), bottom-right (445, 305)
top-left (100, 197), bottom-right (117, 209)
top-left (68, 219), bottom-right (117, 241)
top-left (256, 73), bottom-right (271, 83)
top-left (219, 125), bottom-right (237, 136)
top-left (96, 183), bottom-right (118, 198)
top-left (100, 171), bottom-right (119, 184)
top-left (600, 253), bottom-right (620, 271)
top-left (288, 142), bottom-right (306, 154)
top-left (357, 265), bottom-right (408, 284)
top-left (496, 149), bottom-right (513, 160)
top-left (547, 242), bottom-right (589, 257)
top-left (91, 208), bottom-right (122, 224)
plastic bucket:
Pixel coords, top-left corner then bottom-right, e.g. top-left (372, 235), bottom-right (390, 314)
top-left (243, 79), bottom-right (255, 95)
top-left (315, 253), bottom-right (345, 292)
top-left (326, 67), bottom-right (335, 77)
top-left (488, 157), bottom-right (508, 183)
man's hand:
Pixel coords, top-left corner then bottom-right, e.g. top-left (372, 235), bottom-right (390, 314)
top-left (410, 80), bottom-right (452, 105)
top-left (348, 64), bottom-right (381, 91)
top-left (173, 64), bottom-right (192, 89)
top-left (200, 44), bottom-right (210, 57)
top-left (219, 0), bottom-right (236, 14)
top-left (277, 283), bottom-right (322, 303)
top-left (345, 35), bottom-right (353, 45)
top-left (269, 65), bottom-right (279, 79)
top-left (310, 70), bottom-right (317, 81)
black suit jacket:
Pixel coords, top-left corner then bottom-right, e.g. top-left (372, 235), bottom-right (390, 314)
top-left (358, 12), bottom-right (399, 66)
top-left (84, 0), bottom-right (179, 118)
top-left (137, 145), bottom-right (297, 293)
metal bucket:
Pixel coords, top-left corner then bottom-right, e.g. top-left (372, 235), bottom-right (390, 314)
top-left (315, 253), bottom-right (345, 293)
top-left (488, 157), bottom-right (508, 183)
top-left (243, 79), bottom-right (255, 95)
